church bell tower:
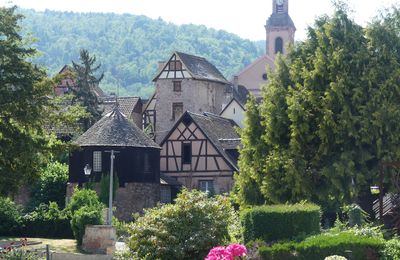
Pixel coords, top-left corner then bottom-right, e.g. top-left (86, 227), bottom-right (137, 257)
top-left (265, 0), bottom-right (296, 59)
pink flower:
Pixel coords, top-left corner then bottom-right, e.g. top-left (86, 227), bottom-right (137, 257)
top-left (226, 244), bottom-right (247, 257)
top-left (205, 244), bottom-right (247, 260)
top-left (205, 246), bottom-right (233, 260)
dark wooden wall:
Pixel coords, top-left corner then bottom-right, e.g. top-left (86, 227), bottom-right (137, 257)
top-left (69, 146), bottom-right (160, 186)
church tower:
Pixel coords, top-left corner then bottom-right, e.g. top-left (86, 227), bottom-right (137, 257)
top-left (265, 0), bottom-right (296, 59)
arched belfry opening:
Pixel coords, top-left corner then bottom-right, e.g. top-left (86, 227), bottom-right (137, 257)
top-left (275, 37), bottom-right (283, 54)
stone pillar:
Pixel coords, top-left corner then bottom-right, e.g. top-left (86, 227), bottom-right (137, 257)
top-left (82, 225), bottom-right (116, 255)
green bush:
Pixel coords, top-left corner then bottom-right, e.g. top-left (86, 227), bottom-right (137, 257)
top-left (66, 188), bottom-right (103, 215)
top-left (22, 202), bottom-right (73, 238)
top-left (258, 232), bottom-right (384, 260)
top-left (381, 238), bottom-right (400, 260)
top-left (258, 241), bottom-right (296, 260)
top-left (0, 197), bottom-right (23, 236)
top-left (241, 203), bottom-right (321, 243)
top-left (67, 188), bottom-right (104, 245)
top-left (29, 161), bottom-right (68, 209)
top-left (127, 189), bottom-right (239, 260)
top-left (71, 205), bottom-right (104, 246)
top-left (99, 173), bottom-right (118, 205)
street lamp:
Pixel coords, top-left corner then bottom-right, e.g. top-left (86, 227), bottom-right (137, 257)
top-left (84, 164), bottom-right (92, 176)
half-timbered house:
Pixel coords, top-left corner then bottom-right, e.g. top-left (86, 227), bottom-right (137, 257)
top-left (160, 111), bottom-right (240, 194)
top-left (151, 52), bottom-right (232, 142)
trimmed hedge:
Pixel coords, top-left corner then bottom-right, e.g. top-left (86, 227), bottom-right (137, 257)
top-left (241, 203), bottom-right (321, 243)
top-left (259, 232), bottom-right (384, 260)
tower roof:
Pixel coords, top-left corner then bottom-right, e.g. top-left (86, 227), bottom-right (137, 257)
top-left (75, 106), bottom-right (160, 149)
top-left (267, 13), bottom-right (296, 29)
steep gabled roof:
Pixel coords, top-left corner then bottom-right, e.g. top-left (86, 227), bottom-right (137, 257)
top-left (153, 51), bottom-right (230, 85)
top-left (161, 111), bottom-right (240, 171)
top-left (75, 107), bottom-right (160, 149)
top-left (102, 96), bottom-right (141, 117)
top-left (220, 97), bottom-right (246, 116)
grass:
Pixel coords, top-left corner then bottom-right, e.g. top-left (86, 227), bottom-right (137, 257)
top-left (0, 237), bottom-right (79, 253)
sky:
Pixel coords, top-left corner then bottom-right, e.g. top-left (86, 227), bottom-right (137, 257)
top-left (0, 0), bottom-right (399, 41)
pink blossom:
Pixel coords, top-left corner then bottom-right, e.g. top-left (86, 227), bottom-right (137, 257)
top-left (226, 244), bottom-right (247, 257)
top-left (205, 246), bottom-right (233, 260)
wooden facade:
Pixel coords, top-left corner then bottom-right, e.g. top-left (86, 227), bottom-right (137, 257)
top-left (160, 111), bottom-right (240, 194)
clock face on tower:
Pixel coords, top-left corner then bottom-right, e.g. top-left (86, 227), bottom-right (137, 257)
top-left (276, 0), bottom-right (284, 5)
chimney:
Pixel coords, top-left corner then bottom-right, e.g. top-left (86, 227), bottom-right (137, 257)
top-left (233, 75), bottom-right (239, 93)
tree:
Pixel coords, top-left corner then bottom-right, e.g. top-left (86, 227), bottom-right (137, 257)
top-left (238, 5), bottom-right (400, 211)
top-left (234, 95), bottom-right (266, 206)
top-left (0, 7), bottom-right (53, 195)
top-left (71, 49), bottom-right (104, 130)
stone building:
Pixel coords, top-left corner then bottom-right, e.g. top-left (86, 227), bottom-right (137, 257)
top-left (68, 106), bottom-right (162, 221)
top-left (159, 111), bottom-right (240, 196)
top-left (233, 0), bottom-right (296, 97)
top-left (148, 51), bottom-right (231, 143)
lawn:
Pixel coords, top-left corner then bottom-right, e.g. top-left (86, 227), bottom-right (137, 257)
top-left (0, 237), bottom-right (79, 253)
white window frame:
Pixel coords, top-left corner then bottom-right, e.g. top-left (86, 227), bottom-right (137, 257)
top-left (199, 180), bottom-right (214, 194)
top-left (93, 151), bottom-right (102, 172)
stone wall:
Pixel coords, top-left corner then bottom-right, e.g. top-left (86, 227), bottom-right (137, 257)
top-left (155, 78), bottom-right (231, 143)
top-left (82, 225), bottom-right (116, 255)
top-left (114, 182), bottom-right (160, 221)
top-left (66, 182), bottom-right (160, 221)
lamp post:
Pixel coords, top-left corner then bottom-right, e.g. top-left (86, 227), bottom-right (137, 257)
top-left (105, 150), bottom-right (119, 226)
top-left (84, 164), bottom-right (92, 176)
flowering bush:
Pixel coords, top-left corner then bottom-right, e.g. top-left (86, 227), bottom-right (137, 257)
top-left (205, 244), bottom-right (247, 260)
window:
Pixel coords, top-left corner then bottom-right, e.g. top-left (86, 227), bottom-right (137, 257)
top-left (93, 151), bottom-right (102, 172)
top-left (169, 61), bottom-right (182, 71)
top-left (182, 143), bottom-right (192, 164)
top-left (173, 81), bottom-right (182, 92)
top-left (275, 37), bottom-right (283, 54)
top-left (233, 108), bottom-right (236, 114)
top-left (199, 180), bottom-right (214, 194)
top-left (172, 102), bottom-right (183, 120)
top-left (262, 73), bottom-right (268, 80)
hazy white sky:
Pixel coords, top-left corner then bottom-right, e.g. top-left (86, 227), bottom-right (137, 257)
top-left (0, 0), bottom-right (399, 41)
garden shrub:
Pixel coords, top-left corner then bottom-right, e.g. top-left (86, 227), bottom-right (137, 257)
top-left (381, 237), bottom-right (400, 260)
top-left (22, 202), bottom-right (73, 238)
top-left (99, 173), bottom-right (118, 205)
top-left (67, 188), bottom-right (104, 245)
top-left (66, 188), bottom-right (103, 215)
top-left (258, 232), bottom-right (384, 260)
top-left (71, 205), bottom-right (104, 246)
top-left (29, 161), bottom-right (68, 209)
top-left (127, 189), bottom-right (239, 260)
top-left (257, 241), bottom-right (296, 260)
top-left (325, 256), bottom-right (347, 260)
top-left (0, 197), bottom-right (23, 236)
top-left (241, 203), bottom-right (321, 243)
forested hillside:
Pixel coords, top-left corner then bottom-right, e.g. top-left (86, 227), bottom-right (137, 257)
top-left (19, 9), bottom-right (263, 97)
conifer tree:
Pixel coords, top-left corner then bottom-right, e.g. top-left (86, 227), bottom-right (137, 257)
top-left (72, 49), bottom-right (104, 130)
top-left (234, 95), bottom-right (266, 206)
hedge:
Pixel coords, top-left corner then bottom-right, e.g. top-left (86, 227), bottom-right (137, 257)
top-left (259, 232), bottom-right (384, 260)
top-left (241, 203), bottom-right (321, 243)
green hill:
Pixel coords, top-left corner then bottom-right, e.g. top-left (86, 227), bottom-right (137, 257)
top-left (18, 8), bottom-right (264, 97)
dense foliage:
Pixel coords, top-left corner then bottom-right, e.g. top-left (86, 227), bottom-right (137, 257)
top-left (258, 232), bottom-right (384, 260)
top-left (0, 7), bottom-right (53, 195)
top-left (17, 8), bottom-right (263, 97)
top-left (127, 189), bottom-right (240, 260)
top-left (0, 197), bottom-right (23, 236)
top-left (66, 188), bottom-right (104, 215)
top-left (241, 203), bottom-right (321, 243)
top-left (236, 5), bottom-right (400, 211)
top-left (29, 161), bottom-right (69, 209)
top-left (23, 202), bottom-right (73, 238)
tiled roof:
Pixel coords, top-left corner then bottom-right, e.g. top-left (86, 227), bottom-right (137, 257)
top-left (267, 13), bottom-right (296, 28)
top-left (188, 112), bottom-right (240, 170)
top-left (176, 52), bottom-right (230, 84)
top-left (102, 96), bottom-right (140, 117)
top-left (75, 106), bottom-right (160, 149)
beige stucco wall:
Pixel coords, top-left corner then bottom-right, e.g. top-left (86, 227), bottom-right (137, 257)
top-left (221, 101), bottom-right (245, 128)
top-left (266, 27), bottom-right (295, 60)
top-left (155, 78), bottom-right (230, 143)
top-left (236, 55), bottom-right (274, 97)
